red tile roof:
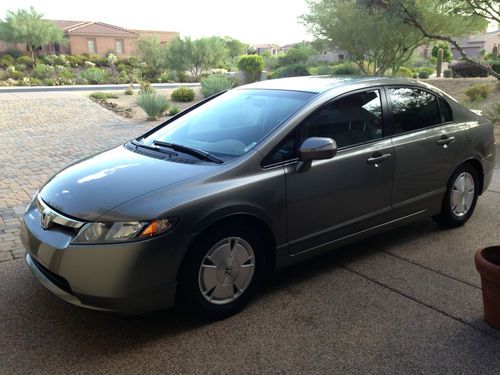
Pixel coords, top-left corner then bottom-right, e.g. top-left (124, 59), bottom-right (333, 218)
top-left (49, 20), bottom-right (139, 37)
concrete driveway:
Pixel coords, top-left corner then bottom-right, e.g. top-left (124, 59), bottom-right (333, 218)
top-left (0, 94), bottom-right (499, 374)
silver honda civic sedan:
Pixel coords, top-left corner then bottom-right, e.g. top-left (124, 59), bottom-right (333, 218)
top-left (21, 76), bottom-right (496, 319)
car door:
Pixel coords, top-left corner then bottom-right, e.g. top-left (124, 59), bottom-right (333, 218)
top-left (281, 89), bottom-right (394, 255)
top-left (386, 86), bottom-right (460, 216)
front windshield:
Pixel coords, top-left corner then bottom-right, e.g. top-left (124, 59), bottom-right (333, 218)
top-left (141, 89), bottom-right (315, 159)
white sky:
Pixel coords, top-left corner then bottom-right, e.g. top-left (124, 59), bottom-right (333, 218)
top-left (0, 0), bottom-right (313, 45)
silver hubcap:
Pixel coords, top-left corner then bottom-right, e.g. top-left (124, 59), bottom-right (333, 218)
top-left (451, 172), bottom-right (475, 217)
top-left (198, 237), bottom-right (255, 305)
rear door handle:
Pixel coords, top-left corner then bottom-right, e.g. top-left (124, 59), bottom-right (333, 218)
top-left (437, 135), bottom-right (456, 147)
top-left (367, 153), bottom-right (392, 167)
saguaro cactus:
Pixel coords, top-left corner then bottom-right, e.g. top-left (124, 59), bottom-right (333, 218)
top-left (493, 45), bottom-right (498, 60)
top-left (436, 48), bottom-right (443, 78)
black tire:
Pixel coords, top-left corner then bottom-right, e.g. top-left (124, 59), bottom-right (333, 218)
top-left (433, 163), bottom-right (479, 228)
top-left (177, 224), bottom-right (266, 320)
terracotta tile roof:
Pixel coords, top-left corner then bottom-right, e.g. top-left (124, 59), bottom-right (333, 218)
top-left (66, 22), bottom-right (139, 37)
top-left (50, 20), bottom-right (89, 31)
top-left (48, 20), bottom-right (139, 37)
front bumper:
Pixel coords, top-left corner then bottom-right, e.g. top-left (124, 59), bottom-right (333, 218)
top-left (21, 203), bottom-right (191, 314)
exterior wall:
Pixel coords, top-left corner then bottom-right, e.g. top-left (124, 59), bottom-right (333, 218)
top-left (484, 35), bottom-right (500, 54)
top-left (68, 35), bottom-right (137, 56)
top-left (452, 46), bottom-right (481, 59)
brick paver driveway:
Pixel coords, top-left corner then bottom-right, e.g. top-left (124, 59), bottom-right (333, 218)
top-left (0, 96), bottom-right (151, 262)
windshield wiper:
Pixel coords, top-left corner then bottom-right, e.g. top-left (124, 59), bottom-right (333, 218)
top-left (153, 140), bottom-right (223, 164)
top-left (131, 140), bottom-right (178, 156)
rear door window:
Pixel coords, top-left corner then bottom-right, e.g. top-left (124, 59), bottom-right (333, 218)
top-left (388, 88), bottom-right (441, 135)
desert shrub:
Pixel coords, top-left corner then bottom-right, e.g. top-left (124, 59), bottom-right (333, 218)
top-left (332, 62), bottom-right (359, 75)
top-left (316, 65), bottom-right (335, 75)
top-left (237, 55), bottom-right (264, 82)
top-left (15, 56), bottom-right (33, 67)
top-left (32, 63), bottom-right (55, 79)
top-left (139, 81), bottom-right (153, 94)
top-left (417, 67), bottom-right (435, 75)
top-left (8, 70), bottom-right (24, 80)
top-left (450, 61), bottom-right (488, 78)
top-left (117, 63), bottom-right (127, 72)
top-left (464, 84), bottom-right (490, 101)
top-left (171, 87), bottom-right (195, 102)
top-left (492, 62), bottom-right (500, 74)
top-left (125, 84), bottom-right (134, 95)
top-left (80, 67), bottom-right (108, 84)
top-left (269, 64), bottom-right (310, 79)
top-left (89, 92), bottom-right (119, 100)
top-left (443, 69), bottom-right (452, 78)
top-left (418, 70), bottom-right (430, 79)
top-left (0, 55), bottom-right (14, 67)
top-left (28, 77), bottom-right (43, 86)
top-left (395, 67), bottom-right (413, 78)
top-left (14, 64), bottom-right (27, 72)
top-left (137, 90), bottom-right (169, 120)
top-left (169, 106), bottom-right (181, 116)
top-left (43, 78), bottom-right (57, 86)
top-left (200, 74), bottom-right (234, 97)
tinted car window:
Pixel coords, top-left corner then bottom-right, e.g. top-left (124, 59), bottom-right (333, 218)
top-left (438, 97), bottom-right (453, 123)
top-left (142, 90), bottom-right (314, 159)
top-left (299, 90), bottom-right (383, 148)
top-left (389, 88), bottom-right (441, 134)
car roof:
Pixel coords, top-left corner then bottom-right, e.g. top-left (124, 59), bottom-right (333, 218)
top-left (239, 75), bottom-right (428, 94)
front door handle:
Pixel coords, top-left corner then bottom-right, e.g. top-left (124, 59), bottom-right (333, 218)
top-left (367, 153), bottom-right (392, 167)
top-left (437, 135), bottom-right (456, 148)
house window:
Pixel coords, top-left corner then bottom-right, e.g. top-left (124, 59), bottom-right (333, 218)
top-left (338, 54), bottom-right (344, 60)
top-left (115, 40), bottom-right (124, 54)
top-left (87, 39), bottom-right (96, 53)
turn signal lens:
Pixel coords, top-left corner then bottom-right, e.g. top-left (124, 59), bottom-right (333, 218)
top-left (139, 218), bottom-right (175, 238)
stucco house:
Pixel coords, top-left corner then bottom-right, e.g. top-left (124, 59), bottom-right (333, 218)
top-left (0, 20), bottom-right (178, 57)
top-left (451, 30), bottom-right (500, 59)
top-left (253, 44), bottom-right (282, 56)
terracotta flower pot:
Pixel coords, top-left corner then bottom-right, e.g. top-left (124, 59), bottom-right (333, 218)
top-left (475, 246), bottom-right (500, 329)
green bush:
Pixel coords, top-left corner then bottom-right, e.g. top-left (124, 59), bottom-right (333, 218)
top-left (417, 67), bottom-right (435, 75)
top-left (332, 62), bottom-right (359, 75)
top-left (8, 70), bottom-right (24, 80)
top-left (171, 87), bottom-right (195, 102)
top-left (169, 106), bottom-right (181, 116)
top-left (0, 55), bottom-right (14, 67)
top-left (137, 90), bottom-right (169, 120)
top-left (200, 74), bottom-right (234, 97)
top-left (89, 92), bottom-right (119, 100)
top-left (15, 56), bottom-right (33, 67)
top-left (269, 64), bottom-right (310, 79)
top-left (464, 84), bottom-right (490, 101)
top-left (43, 78), bottom-right (57, 86)
top-left (29, 77), bottom-right (43, 86)
top-left (395, 67), bottom-right (413, 78)
top-left (492, 62), bottom-right (500, 74)
top-left (80, 67), bottom-right (108, 84)
top-left (316, 65), bottom-right (335, 75)
top-left (418, 70), bottom-right (430, 79)
top-left (450, 61), bottom-right (488, 78)
top-left (32, 63), bottom-right (55, 79)
top-left (443, 69), bottom-right (452, 78)
top-left (237, 55), bottom-right (264, 82)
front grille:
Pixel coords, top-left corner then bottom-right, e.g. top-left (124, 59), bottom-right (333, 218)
top-left (31, 257), bottom-right (73, 295)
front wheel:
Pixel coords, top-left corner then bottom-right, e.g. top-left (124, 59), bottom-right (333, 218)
top-left (177, 225), bottom-right (266, 320)
top-left (433, 164), bottom-right (479, 228)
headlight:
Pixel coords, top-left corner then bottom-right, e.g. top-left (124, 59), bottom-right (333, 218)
top-left (73, 218), bottom-right (176, 244)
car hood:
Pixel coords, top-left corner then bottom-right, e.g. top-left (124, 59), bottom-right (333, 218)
top-left (39, 145), bottom-right (217, 221)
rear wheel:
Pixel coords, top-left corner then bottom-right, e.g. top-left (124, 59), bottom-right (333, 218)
top-left (177, 224), bottom-right (266, 320)
top-left (433, 164), bottom-right (479, 228)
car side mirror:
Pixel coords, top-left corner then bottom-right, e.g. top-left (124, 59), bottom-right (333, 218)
top-left (296, 137), bottom-right (337, 173)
